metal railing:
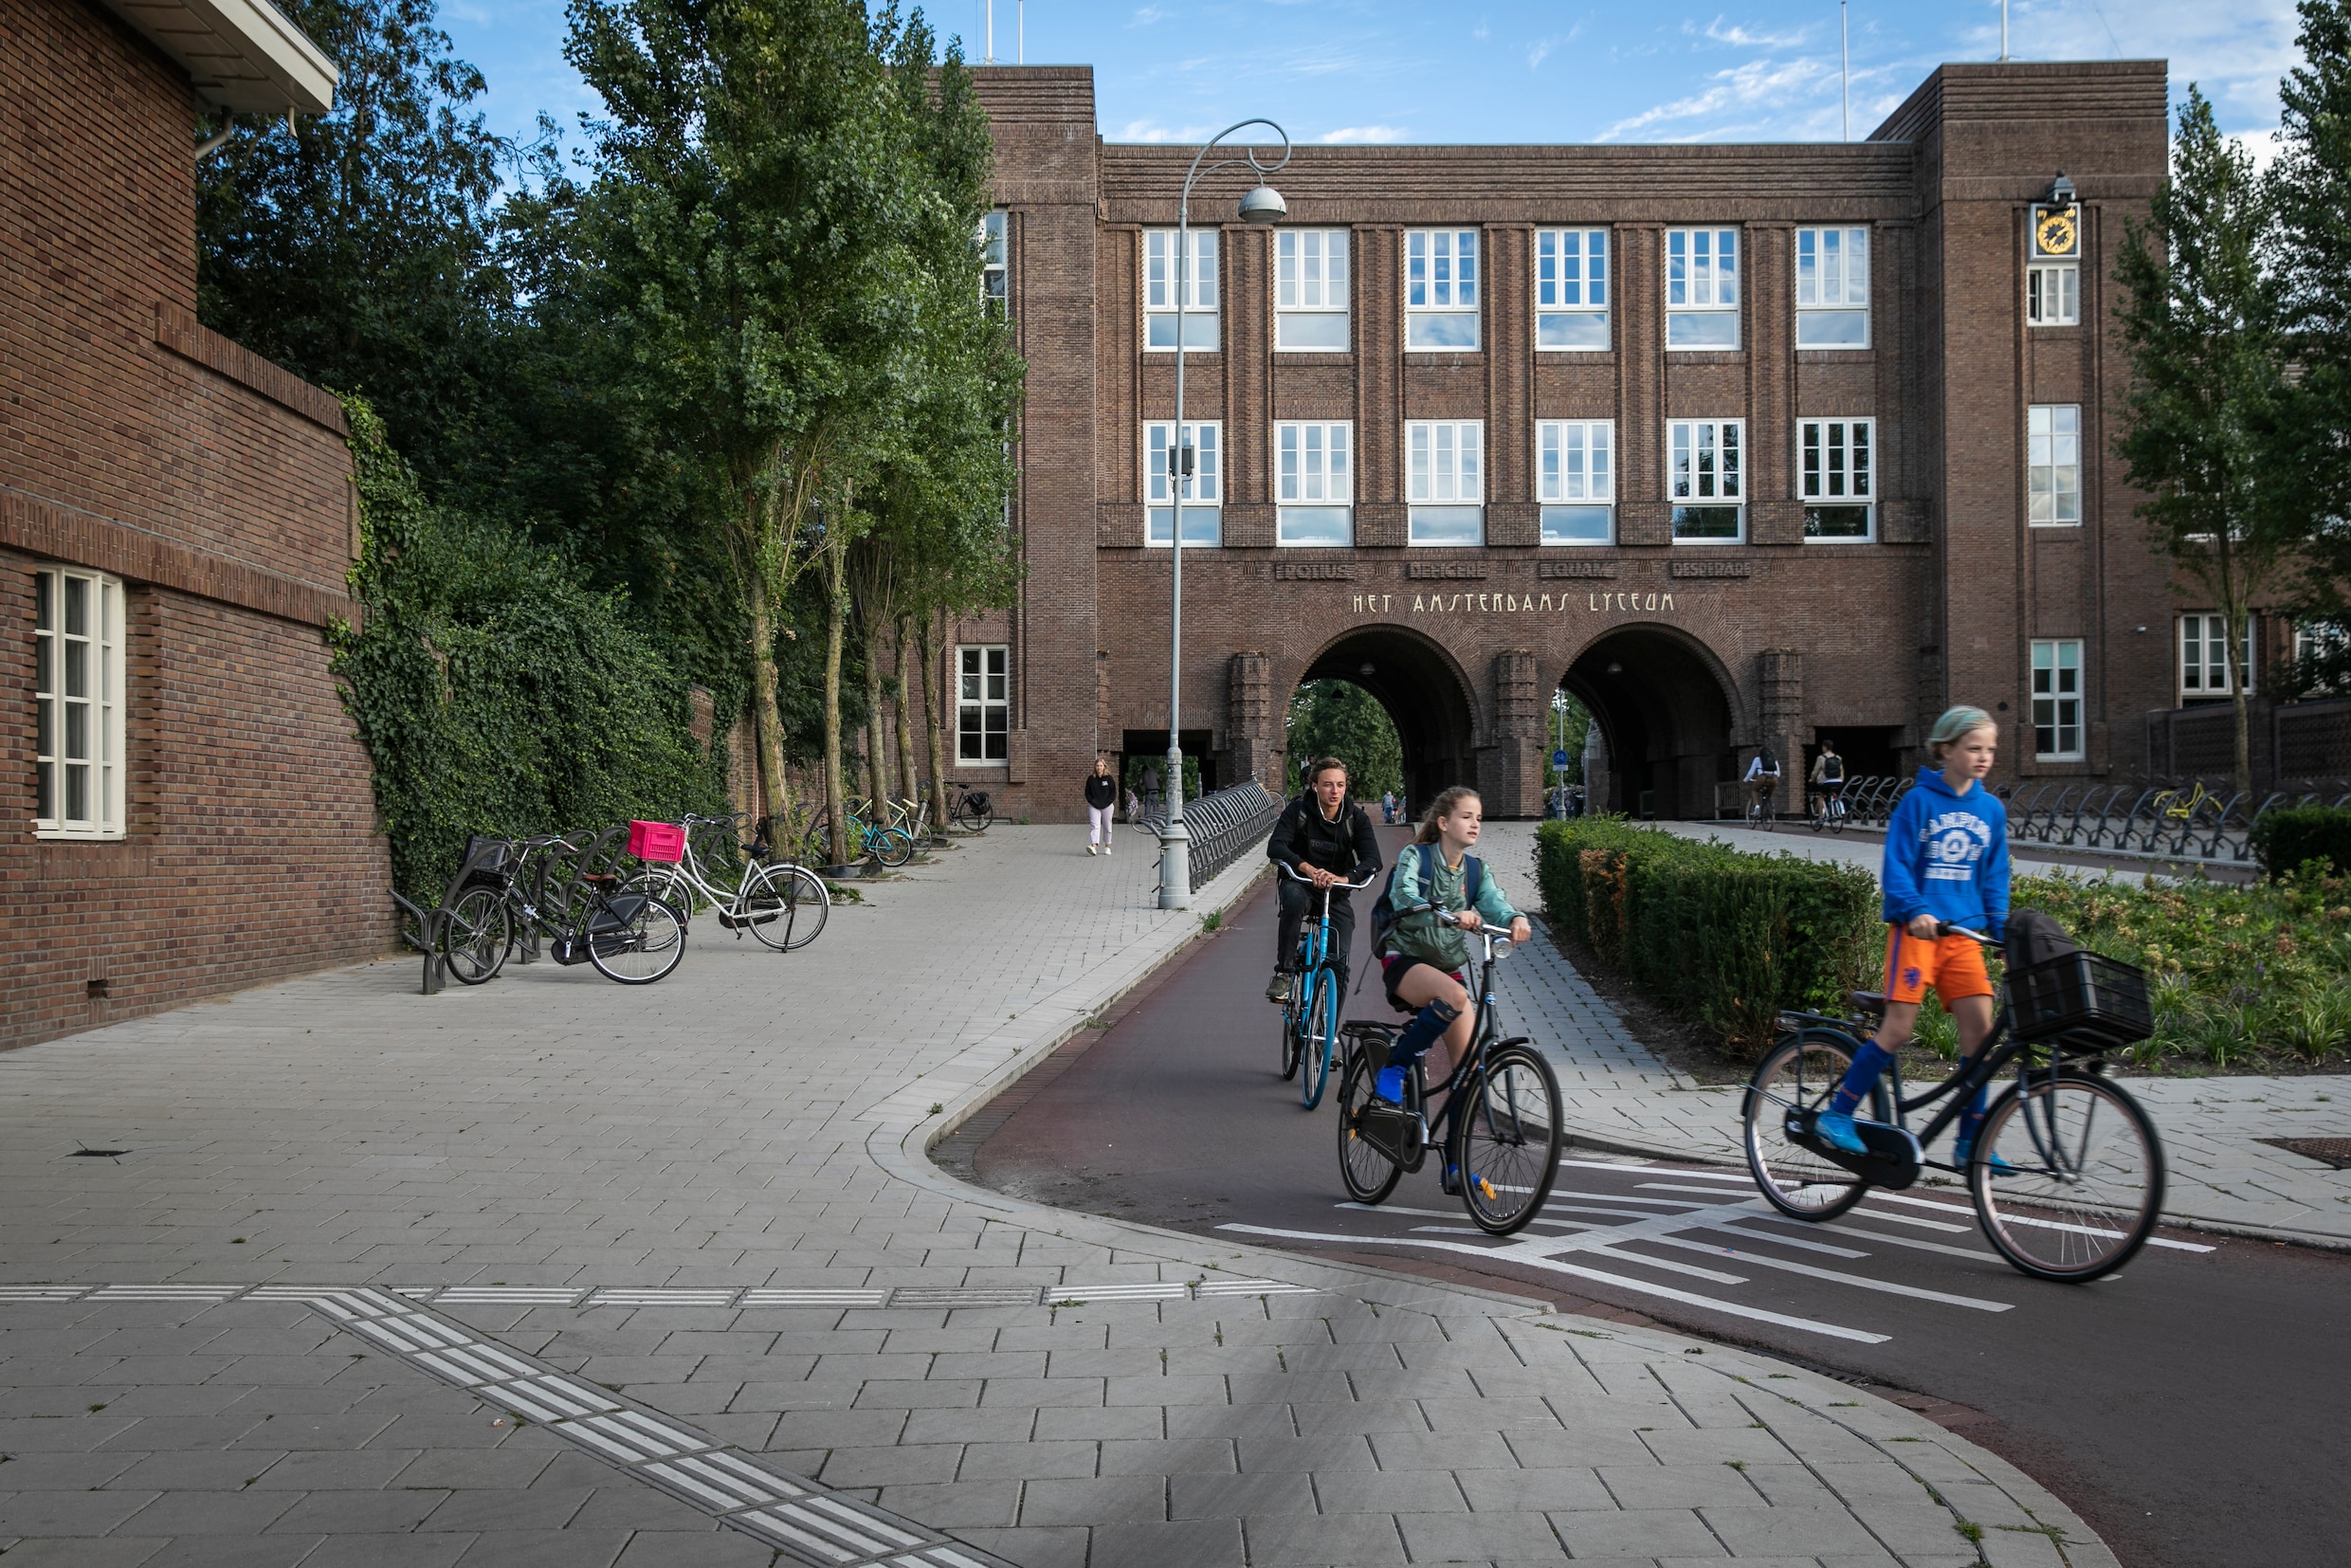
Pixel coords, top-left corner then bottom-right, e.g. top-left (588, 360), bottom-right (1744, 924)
top-left (1141, 779), bottom-right (1285, 893)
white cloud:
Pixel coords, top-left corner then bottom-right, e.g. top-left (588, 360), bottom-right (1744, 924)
top-left (1528, 39), bottom-right (1553, 70)
top-left (1118, 119), bottom-right (1219, 143)
top-left (1693, 17), bottom-right (1814, 50)
top-left (1959, 0), bottom-right (2299, 133)
top-left (1129, 6), bottom-right (1169, 27)
top-left (1599, 54), bottom-right (1838, 141)
top-left (1319, 124), bottom-right (1411, 144)
top-left (2230, 126), bottom-right (2285, 171)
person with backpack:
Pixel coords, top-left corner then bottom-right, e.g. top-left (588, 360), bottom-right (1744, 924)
top-left (1368, 786), bottom-right (1531, 1193)
top-left (1809, 738), bottom-right (1846, 825)
top-left (1265, 757), bottom-right (1383, 1006)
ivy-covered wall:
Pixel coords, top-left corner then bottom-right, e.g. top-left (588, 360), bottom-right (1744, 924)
top-left (331, 397), bottom-right (724, 903)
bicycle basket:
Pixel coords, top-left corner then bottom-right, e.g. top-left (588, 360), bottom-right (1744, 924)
top-left (457, 834), bottom-right (517, 891)
top-left (628, 820), bottom-right (685, 864)
top-left (2009, 950), bottom-right (2153, 1052)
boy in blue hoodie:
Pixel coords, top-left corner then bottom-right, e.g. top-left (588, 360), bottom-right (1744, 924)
top-left (1817, 706), bottom-right (2012, 1165)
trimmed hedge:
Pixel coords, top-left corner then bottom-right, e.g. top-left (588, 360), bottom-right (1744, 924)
top-left (1535, 818), bottom-right (1879, 1053)
top-left (2251, 805), bottom-right (2351, 879)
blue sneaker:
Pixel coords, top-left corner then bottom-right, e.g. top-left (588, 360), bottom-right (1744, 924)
top-left (1813, 1111), bottom-right (1869, 1156)
top-left (1373, 1067), bottom-right (1407, 1105)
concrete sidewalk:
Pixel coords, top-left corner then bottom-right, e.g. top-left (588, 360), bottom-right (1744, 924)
top-left (1476, 823), bottom-right (2351, 1252)
top-left (1, 827), bottom-right (2113, 1566)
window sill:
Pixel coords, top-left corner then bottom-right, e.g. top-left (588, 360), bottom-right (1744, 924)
top-left (1801, 536), bottom-right (1875, 545)
top-left (1662, 347), bottom-right (1747, 362)
top-left (1795, 348), bottom-right (1876, 363)
top-left (34, 828), bottom-right (126, 842)
top-left (2028, 520), bottom-right (2085, 529)
top-left (1272, 346), bottom-right (1353, 358)
top-left (954, 761), bottom-right (1011, 772)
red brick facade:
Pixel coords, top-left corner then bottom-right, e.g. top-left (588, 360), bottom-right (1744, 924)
top-left (950, 60), bottom-right (2175, 823)
top-left (3, 0), bottom-right (386, 1048)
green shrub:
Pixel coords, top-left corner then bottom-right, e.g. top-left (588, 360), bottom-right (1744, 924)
top-left (1535, 819), bottom-right (1878, 1054)
top-left (2251, 805), bottom-right (2351, 878)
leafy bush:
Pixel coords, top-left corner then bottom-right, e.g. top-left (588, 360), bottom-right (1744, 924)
top-left (332, 397), bottom-right (723, 903)
top-left (2251, 805), bottom-right (2351, 878)
top-left (1535, 819), bottom-right (1878, 1053)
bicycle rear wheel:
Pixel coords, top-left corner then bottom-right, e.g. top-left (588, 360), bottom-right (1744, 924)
top-left (1279, 989), bottom-right (1304, 1082)
top-left (585, 893), bottom-right (685, 984)
top-left (739, 863), bottom-right (829, 952)
top-left (1300, 966), bottom-right (1341, 1110)
top-left (957, 797), bottom-right (993, 832)
top-left (1972, 1069), bottom-right (2164, 1282)
top-left (1743, 1032), bottom-right (1870, 1221)
top-left (1452, 1043), bottom-right (1563, 1235)
top-left (440, 886), bottom-right (512, 985)
top-left (1336, 1048), bottom-right (1405, 1205)
top-left (874, 827), bottom-right (916, 868)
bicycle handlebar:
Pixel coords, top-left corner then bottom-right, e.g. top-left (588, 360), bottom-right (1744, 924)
top-left (1935, 921), bottom-right (1998, 946)
top-left (1274, 862), bottom-right (1379, 890)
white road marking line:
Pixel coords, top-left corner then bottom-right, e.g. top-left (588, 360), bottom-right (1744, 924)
top-left (1742, 1213), bottom-right (1996, 1261)
top-left (1407, 1228), bottom-right (1751, 1285)
top-left (1217, 1223), bottom-right (1890, 1344)
top-left (1868, 1191), bottom-right (2217, 1252)
top-left (1853, 1206), bottom-right (1975, 1233)
top-left (1641, 1236), bottom-right (2014, 1311)
top-left (1688, 1222), bottom-right (1869, 1260)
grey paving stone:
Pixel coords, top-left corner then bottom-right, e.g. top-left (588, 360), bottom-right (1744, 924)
top-left (248, 1449), bottom-right (418, 1488)
top-left (0, 1540), bottom-right (169, 1568)
top-left (1168, 1468), bottom-right (1317, 1520)
top-left (1699, 1502), bottom-right (1887, 1555)
top-left (1395, 1508), bottom-right (1567, 1560)
top-left (1086, 1517), bottom-right (1246, 1568)
top-left (138, 1536), bottom-right (321, 1568)
top-left (1366, 1429), bottom-right (1515, 1471)
top-left (1596, 1462), bottom-right (1768, 1510)
top-left (118, 1488), bottom-right (301, 1534)
top-left (262, 1486), bottom-right (452, 1533)
top-left (1549, 1506), bottom-right (1727, 1558)
top-left (957, 1439), bottom-right (1097, 1481)
top-left (450, 1528), bottom-right (633, 1567)
top-left (1095, 1437), bottom-right (1236, 1477)
top-left (0, 1488), bottom-right (162, 1534)
top-left (872, 1480), bottom-right (1024, 1528)
top-left (422, 1486), bottom-right (595, 1531)
top-left (948, 1524), bottom-right (1090, 1568)
top-left (393, 1446), bottom-right (561, 1489)
top-left (1032, 1405), bottom-right (1161, 1442)
top-left (1458, 1464), bottom-right (1613, 1512)
top-left (1242, 1510), bottom-right (1410, 1566)
top-left (815, 1442), bottom-right (964, 1487)
top-left (298, 1535), bottom-right (475, 1568)
top-left (1018, 1472), bottom-right (1170, 1526)
top-left (1312, 1468), bottom-right (1468, 1514)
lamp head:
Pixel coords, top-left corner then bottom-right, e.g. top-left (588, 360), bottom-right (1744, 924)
top-left (1238, 183), bottom-right (1287, 225)
top-left (2048, 172), bottom-right (2076, 208)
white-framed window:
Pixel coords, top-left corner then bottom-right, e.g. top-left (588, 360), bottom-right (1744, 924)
top-left (1407, 420), bottom-right (1484, 544)
top-left (2295, 618), bottom-right (2347, 692)
top-left (1144, 228), bottom-right (1218, 351)
top-left (1276, 422), bottom-right (1352, 546)
top-left (1405, 229), bottom-right (1479, 350)
top-left (2028, 405), bottom-right (2081, 525)
top-left (32, 567), bottom-right (124, 839)
top-left (1799, 417), bottom-right (1873, 540)
top-left (2178, 612), bottom-right (2255, 699)
top-left (1665, 228), bottom-right (1740, 349)
top-left (956, 645), bottom-right (1010, 765)
top-left (2032, 639), bottom-right (2085, 759)
top-left (2027, 263), bottom-right (2078, 326)
top-left (1144, 421), bottom-right (1221, 546)
top-left (1538, 420), bottom-right (1613, 544)
top-left (1276, 229), bottom-right (1349, 351)
top-left (979, 210), bottom-right (1008, 315)
top-left (1535, 228), bottom-right (1609, 350)
top-left (1795, 227), bottom-right (1869, 347)
top-left (1668, 419), bottom-right (1743, 539)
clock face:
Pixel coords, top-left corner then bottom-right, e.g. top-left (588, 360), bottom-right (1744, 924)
top-left (2036, 209), bottom-right (2078, 257)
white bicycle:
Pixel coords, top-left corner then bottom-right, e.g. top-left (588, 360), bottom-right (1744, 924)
top-left (632, 812), bottom-right (829, 952)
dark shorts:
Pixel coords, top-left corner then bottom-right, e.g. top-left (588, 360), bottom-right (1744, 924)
top-left (1381, 954), bottom-right (1465, 1014)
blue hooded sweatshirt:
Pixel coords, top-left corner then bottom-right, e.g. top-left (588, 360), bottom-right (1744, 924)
top-left (1882, 768), bottom-right (2010, 939)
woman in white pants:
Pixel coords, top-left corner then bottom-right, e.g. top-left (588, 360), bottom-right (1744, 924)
top-left (1084, 757), bottom-right (1119, 855)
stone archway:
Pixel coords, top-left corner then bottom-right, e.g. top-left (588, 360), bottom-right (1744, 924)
top-left (1565, 625), bottom-right (1741, 819)
top-left (1291, 627), bottom-right (1483, 811)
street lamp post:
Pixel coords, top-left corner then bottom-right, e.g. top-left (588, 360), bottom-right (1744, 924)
top-left (1159, 119), bottom-right (1289, 911)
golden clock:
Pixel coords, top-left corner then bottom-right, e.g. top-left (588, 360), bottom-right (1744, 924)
top-left (2036, 208), bottom-right (2078, 257)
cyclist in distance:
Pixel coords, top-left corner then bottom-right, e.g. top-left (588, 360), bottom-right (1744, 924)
top-left (1815, 706), bottom-right (2013, 1164)
top-left (1744, 746), bottom-right (1783, 817)
top-left (1810, 738), bottom-right (1846, 817)
top-left (1371, 787), bottom-right (1533, 1191)
top-left (1266, 757), bottom-right (1383, 1006)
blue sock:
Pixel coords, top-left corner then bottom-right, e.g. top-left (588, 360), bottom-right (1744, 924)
top-left (1953, 1087), bottom-right (1989, 1153)
top-left (1828, 1042), bottom-right (1895, 1116)
top-left (1385, 1000), bottom-right (1459, 1077)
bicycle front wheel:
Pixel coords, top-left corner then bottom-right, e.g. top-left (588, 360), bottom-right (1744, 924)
top-left (957, 797), bottom-right (993, 832)
top-left (1336, 1048), bottom-right (1405, 1205)
top-left (1300, 966), bottom-right (1341, 1110)
top-left (1279, 991), bottom-right (1304, 1082)
top-left (586, 893), bottom-right (686, 984)
top-left (1452, 1043), bottom-right (1563, 1235)
top-left (1744, 1032), bottom-right (1869, 1221)
top-left (740, 863), bottom-right (829, 952)
top-left (1972, 1069), bottom-right (2164, 1282)
top-left (874, 827), bottom-right (916, 868)
top-left (440, 886), bottom-right (512, 985)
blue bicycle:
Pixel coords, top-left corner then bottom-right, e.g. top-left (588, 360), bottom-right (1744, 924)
top-left (1277, 863), bottom-right (1376, 1109)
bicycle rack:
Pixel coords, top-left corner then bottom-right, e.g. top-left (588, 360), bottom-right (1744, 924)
top-left (1139, 779), bottom-right (1284, 894)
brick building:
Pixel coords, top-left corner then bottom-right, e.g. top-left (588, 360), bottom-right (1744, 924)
top-left (943, 59), bottom-right (2187, 823)
top-left (4, 0), bottom-right (387, 1048)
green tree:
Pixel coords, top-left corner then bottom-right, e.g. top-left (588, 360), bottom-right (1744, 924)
top-left (1285, 681), bottom-right (1404, 801)
top-left (2114, 89), bottom-right (2306, 795)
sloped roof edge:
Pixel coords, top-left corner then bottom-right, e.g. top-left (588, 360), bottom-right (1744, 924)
top-left (99, 0), bottom-right (337, 115)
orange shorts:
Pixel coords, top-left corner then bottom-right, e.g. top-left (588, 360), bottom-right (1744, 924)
top-left (1882, 926), bottom-right (1994, 1007)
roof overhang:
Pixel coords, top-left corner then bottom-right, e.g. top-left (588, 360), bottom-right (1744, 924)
top-left (98, 0), bottom-right (337, 115)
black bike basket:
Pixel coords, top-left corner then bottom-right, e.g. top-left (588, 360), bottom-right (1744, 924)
top-left (2009, 950), bottom-right (2153, 1052)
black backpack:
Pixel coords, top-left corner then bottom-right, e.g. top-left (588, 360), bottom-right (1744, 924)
top-left (1369, 843), bottom-right (1483, 956)
top-left (1819, 753), bottom-right (1843, 783)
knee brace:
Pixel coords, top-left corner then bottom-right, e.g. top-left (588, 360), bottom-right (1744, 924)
top-left (1384, 998), bottom-right (1461, 1073)
top-left (1828, 1041), bottom-right (1896, 1116)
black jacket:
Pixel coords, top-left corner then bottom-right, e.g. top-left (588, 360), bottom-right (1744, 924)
top-left (1267, 793), bottom-right (1382, 882)
top-left (1084, 775), bottom-right (1119, 809)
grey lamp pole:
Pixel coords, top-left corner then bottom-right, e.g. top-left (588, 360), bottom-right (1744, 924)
top-left (1159, 119), bottom-right (1290, 911)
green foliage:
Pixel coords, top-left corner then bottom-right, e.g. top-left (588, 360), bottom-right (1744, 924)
top-left (2272, 1), bottom-right (2351, 646)
top-left (1535, 820), bottom-right (1878, 1054)
top-left (2251, 804), bottom-right (2351, 876)
top-left (1285, 681), bottom-right (1403, 799)
top-left (331, 397), bottom-right (721, 903)
top-left (2012, 866), bottom-right (2351, 1069)
top-left (1544, 692), bottom-right (1593, 789)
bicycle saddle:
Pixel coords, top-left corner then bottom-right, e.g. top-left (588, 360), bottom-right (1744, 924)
top-left (1847, 991), bottom-right (1889, 1019)
top-left (579, 871), bottom-right (620, 888)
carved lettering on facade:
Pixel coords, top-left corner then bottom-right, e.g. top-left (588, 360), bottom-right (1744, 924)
top-left (1273, 562), bottom-right (1358, 580)
top-left (1383, 592), bottom-right (1677, 615)
top-left (1407, 562), bottom-right (1489, 579)
top-left (1538, 560), bottom-right (1618, 578)
top-left (1668, 560), bottom-right (1754, 578)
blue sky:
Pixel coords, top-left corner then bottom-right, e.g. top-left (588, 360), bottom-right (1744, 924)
top-left (438, 0), bottom-right (2300, 154)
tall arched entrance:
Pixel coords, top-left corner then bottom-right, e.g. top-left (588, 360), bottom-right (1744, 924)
top-left (1565, 626), bottom-right (1739, 819)
top-left (1298, 628), bottom-right (1479, 810)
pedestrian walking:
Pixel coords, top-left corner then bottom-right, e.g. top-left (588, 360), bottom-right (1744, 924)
top-left (1381, 789), bottom-right (1397, 825)
top-left (1123, 783), bottom-right (1141, 824)
top-left (1084, 757), bottom-right (1119, 855)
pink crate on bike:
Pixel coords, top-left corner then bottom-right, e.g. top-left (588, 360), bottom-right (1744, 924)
top-left (628, 820), bottom-right (685, 864)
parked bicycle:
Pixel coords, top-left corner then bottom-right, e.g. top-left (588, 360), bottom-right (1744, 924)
top-left (801, 800), bottom-right (916, 869)
top-left (1276, 863), bottom-right (1376, 1111)
top-left (1740, 922), bottom-right (2164, 1282)
top-left (1335, 918), bottom-right (1565, 1235)
top-left (438, 827), bottom-right (687, 986)
top-left (940, 778), bottom-right (994, 833)
top-left (630, 812), bottom-right (829, 952)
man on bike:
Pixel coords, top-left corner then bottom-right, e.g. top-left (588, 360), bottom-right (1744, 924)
top-left (1809, 739), bottom-right (1846, 822)
top-left (1266, 757), bottom-right (1382, 1005)
top-left (1744, 746), bottom-right (1782, 819)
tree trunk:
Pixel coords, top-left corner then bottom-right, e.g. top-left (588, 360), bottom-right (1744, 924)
top-left (745, 556), bottom-right (792, 837)
top-left (894, 619), bottom-right (921, 837)
top-left (863, 611), bottom-right (893, 809)
top-left (2233, 608), bottom-right (2254, 800)
top-left (920, 609), bottom-right (950, 824)
top-left (823, 531), bottom-right (850, 866)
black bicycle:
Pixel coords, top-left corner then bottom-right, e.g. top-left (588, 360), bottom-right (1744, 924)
top-left (1810, 782), bottom-right (1849, 833)
top-left (439, 827), bottom-right (687, 987)
top-left (941, 778), bottom-right (994, 833)
top-left (1740, 923), bottom-right (2164, 1282)
top-left (1334, 917), bottom-right (1564, 1236)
